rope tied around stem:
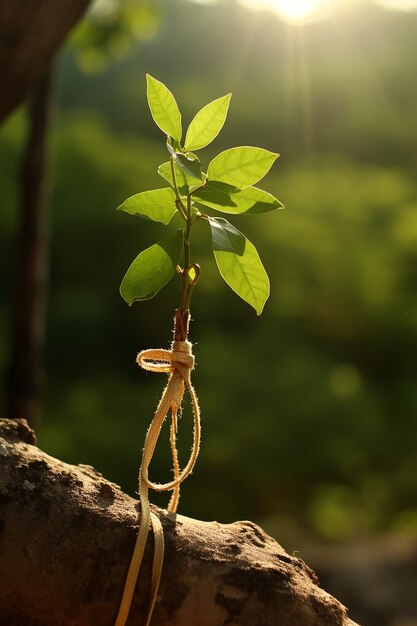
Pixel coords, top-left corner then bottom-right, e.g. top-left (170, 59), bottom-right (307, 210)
top-left (114, 318), bottom-right (201, 626)
top-left (138, 340), bottom-right (200, 508)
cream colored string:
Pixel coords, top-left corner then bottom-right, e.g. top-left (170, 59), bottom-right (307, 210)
top-left (114, 339), bottom-right (201, 626)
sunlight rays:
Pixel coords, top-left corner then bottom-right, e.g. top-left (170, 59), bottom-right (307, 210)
top-left (239, 0), bottom-right (321, 24)
top-left (257, 0), bottom-right (319, 24)
top-left (231, 0), bottom-right (417, 26)
top-left (237, 0), bottom-right (345, 25)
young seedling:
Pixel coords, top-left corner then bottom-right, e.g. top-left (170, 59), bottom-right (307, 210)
top-left (115, 74), bottom-right (283, 626)
top-left (119, 74), bottom-right (283, 316)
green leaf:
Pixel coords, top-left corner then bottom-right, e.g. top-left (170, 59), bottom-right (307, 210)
top-left (208, 217), bottom-right (269, 315)
top-left (146, 74), bottom-right (182, 142)
top-left (193, 182), bottom-right (283, 215)
top-left (184, 93), bottom-right (232, 151)
top-left (207, 147), bottom-right (279, 189)
top-left (117, 188), bottom-right (177, 224)
top-left (166, 137), bottom-right (181, 154)
top-left (120, 229), bottom-right (183, 305)
top-left (158, 161), bottom-right (198, 195)
top-left (174, 152), bottom-right (202, 181)
top-left (158, 161), bottom-right (187, 194)
top-left (164, 138), bottom-right (202, 182)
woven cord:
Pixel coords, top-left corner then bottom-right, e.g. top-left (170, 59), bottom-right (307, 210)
top-left (114, 339), bottom-right (200, 626)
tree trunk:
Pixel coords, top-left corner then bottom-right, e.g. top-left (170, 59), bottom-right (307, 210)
top-left (0, 0), bottom-right (91, 123)
top-left (0, 418), bottom-right (359, 626)
top-left (6, 67), bottom-right (53, 426)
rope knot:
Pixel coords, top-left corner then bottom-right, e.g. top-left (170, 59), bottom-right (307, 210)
top-left (171, 339), bottom-right (194, 371)
top-left (135, 338), bottom-right (199, 495)
top-left (136, 339), bottom-right (194, 377)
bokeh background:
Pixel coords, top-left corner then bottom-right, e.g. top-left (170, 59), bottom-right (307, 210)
top-left (1, 0), bottom-right (417, 623)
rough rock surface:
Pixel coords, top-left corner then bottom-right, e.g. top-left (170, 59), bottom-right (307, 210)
top-left (0, 418), bottom-right (360, 626)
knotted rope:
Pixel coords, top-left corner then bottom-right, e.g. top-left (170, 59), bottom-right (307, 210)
top-left (114, 325), bottom-right (200, 626)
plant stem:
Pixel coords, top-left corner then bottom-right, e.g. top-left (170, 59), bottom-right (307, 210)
top-left (179, 194), bottom-right (192, 311)
top-left (170, 158), bottom-right (187, 221)
top-left (184, 195), bottom-right (191, 270)
top-left (169, 157), bottom-right (201, 312)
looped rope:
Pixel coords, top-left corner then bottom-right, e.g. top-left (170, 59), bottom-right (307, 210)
top-left (114, 339), bottom-right (200, 626)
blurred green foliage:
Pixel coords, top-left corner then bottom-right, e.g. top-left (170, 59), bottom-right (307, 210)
top-left (1, 0), bottom-right (417, 547)
top-left (70, 0), bottom-right (161, 72)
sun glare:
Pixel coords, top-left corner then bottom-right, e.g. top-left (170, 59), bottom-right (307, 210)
top-left (271, 0), bottom-right (319, 22)
top-left (240, 0), bottom-right (323, 24)
top-left (193, 0), bottom-right (417, 25)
